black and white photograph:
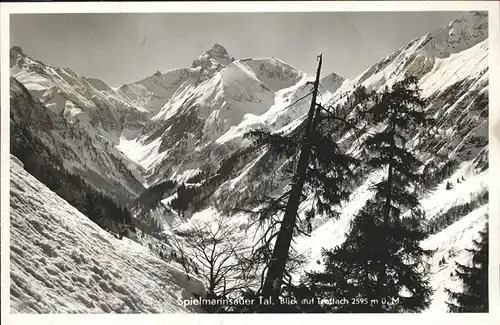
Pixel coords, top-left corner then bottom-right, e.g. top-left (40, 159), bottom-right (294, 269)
top-left (1, 1), bottom-right (498, 318)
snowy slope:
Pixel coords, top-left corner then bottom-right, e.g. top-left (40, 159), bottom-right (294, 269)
top-left (215, 11), bottom-right (488, 207)
top-left (118, 45), bottom-right (344, 188)
top-left (10, 77), bottom-right (144, 205)
top-left (349, 11), bottom-right (487, 91)
top-left (9, 46), bottom-right (152, 201)
top-left (10, 46), bottom-right (150, 142)
top-left (421, 206), bottom-right (488, 313)
top-left (320, 71), bottom-right (346, 95)
top-left (295, 156), bottom-right (488, 307)
top-left (243, 57), bottom-right (307, 92)
top-left (118, 68), bottom-right (188, 116)
top-left (10, 156), bottom-right (206, 313)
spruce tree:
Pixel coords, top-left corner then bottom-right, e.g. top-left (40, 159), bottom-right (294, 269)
top-left (175, 184), bottom-right (189, 218)
top-left (446, 223), bottom-right (489, 313)
top-left (305, 76), bottom-right (434, 312)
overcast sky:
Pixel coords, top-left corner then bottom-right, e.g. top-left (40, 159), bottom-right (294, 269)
top-left (11, 11), bottom-right (464, 86)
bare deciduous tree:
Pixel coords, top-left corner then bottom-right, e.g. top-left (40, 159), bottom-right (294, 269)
top-left (172, 216), bottom-right (256, 298)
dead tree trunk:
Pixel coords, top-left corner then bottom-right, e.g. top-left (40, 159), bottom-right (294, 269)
top-left (260, 54), bottom-right (323, 304)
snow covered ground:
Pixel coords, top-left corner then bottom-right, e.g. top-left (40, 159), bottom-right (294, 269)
top-left (9, 155), bottom-right (206, 313)
top-left (294, 159), bottom-right (488, 312)
top-left (421, 205), bottom-right (488, 313)
top-left (295, 170), bottom-right (385, 274)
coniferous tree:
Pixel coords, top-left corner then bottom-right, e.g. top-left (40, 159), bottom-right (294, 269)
top-left (305, 76), bottom-right (434, 313)
top-left (446, 223), bottom-right (489, 313)
top-left (240, 56), bottom-right (372, 311)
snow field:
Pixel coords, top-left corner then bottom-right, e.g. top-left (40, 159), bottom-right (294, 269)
top-left (421, 206), bottom-right (488, 313)
top-left (9, 156), bottom-right (206, 313)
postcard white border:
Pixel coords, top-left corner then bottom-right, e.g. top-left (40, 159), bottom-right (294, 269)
top-left (1, 1), bottom-right (499, 325)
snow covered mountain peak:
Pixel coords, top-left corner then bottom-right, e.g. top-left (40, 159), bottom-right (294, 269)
top-left (10, 45), bottom-right (24, 67)
top-left (10, 46), bottom-right (47, 77)
top-left (319, 71), bottom-right (346, 94)
top-left (118, 43), bottom-right (347, 187)
top-left (192, 43), bottom-right (232, 67)
top-left (417, 10), bottom-right (487, 59)
top-left (10, 45), bottom-right (23, 54)
top-left (9, 47), bottom-right (151, 142)
top-left (447, 11), bottom-right (487, 38)
top-left (189, 43), bottom-right (234, 84)
top-left (206, 43), bottom-right (231, 60)
top-left (350, 11), bottom-right (488, 92)
top-left (118, 67), bottom-right (189, 116)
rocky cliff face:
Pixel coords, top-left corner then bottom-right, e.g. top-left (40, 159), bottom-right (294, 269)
top-left (10, 46), bottom-right (151, 142)
top-left (10, 77), bottom-right (145, 205)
